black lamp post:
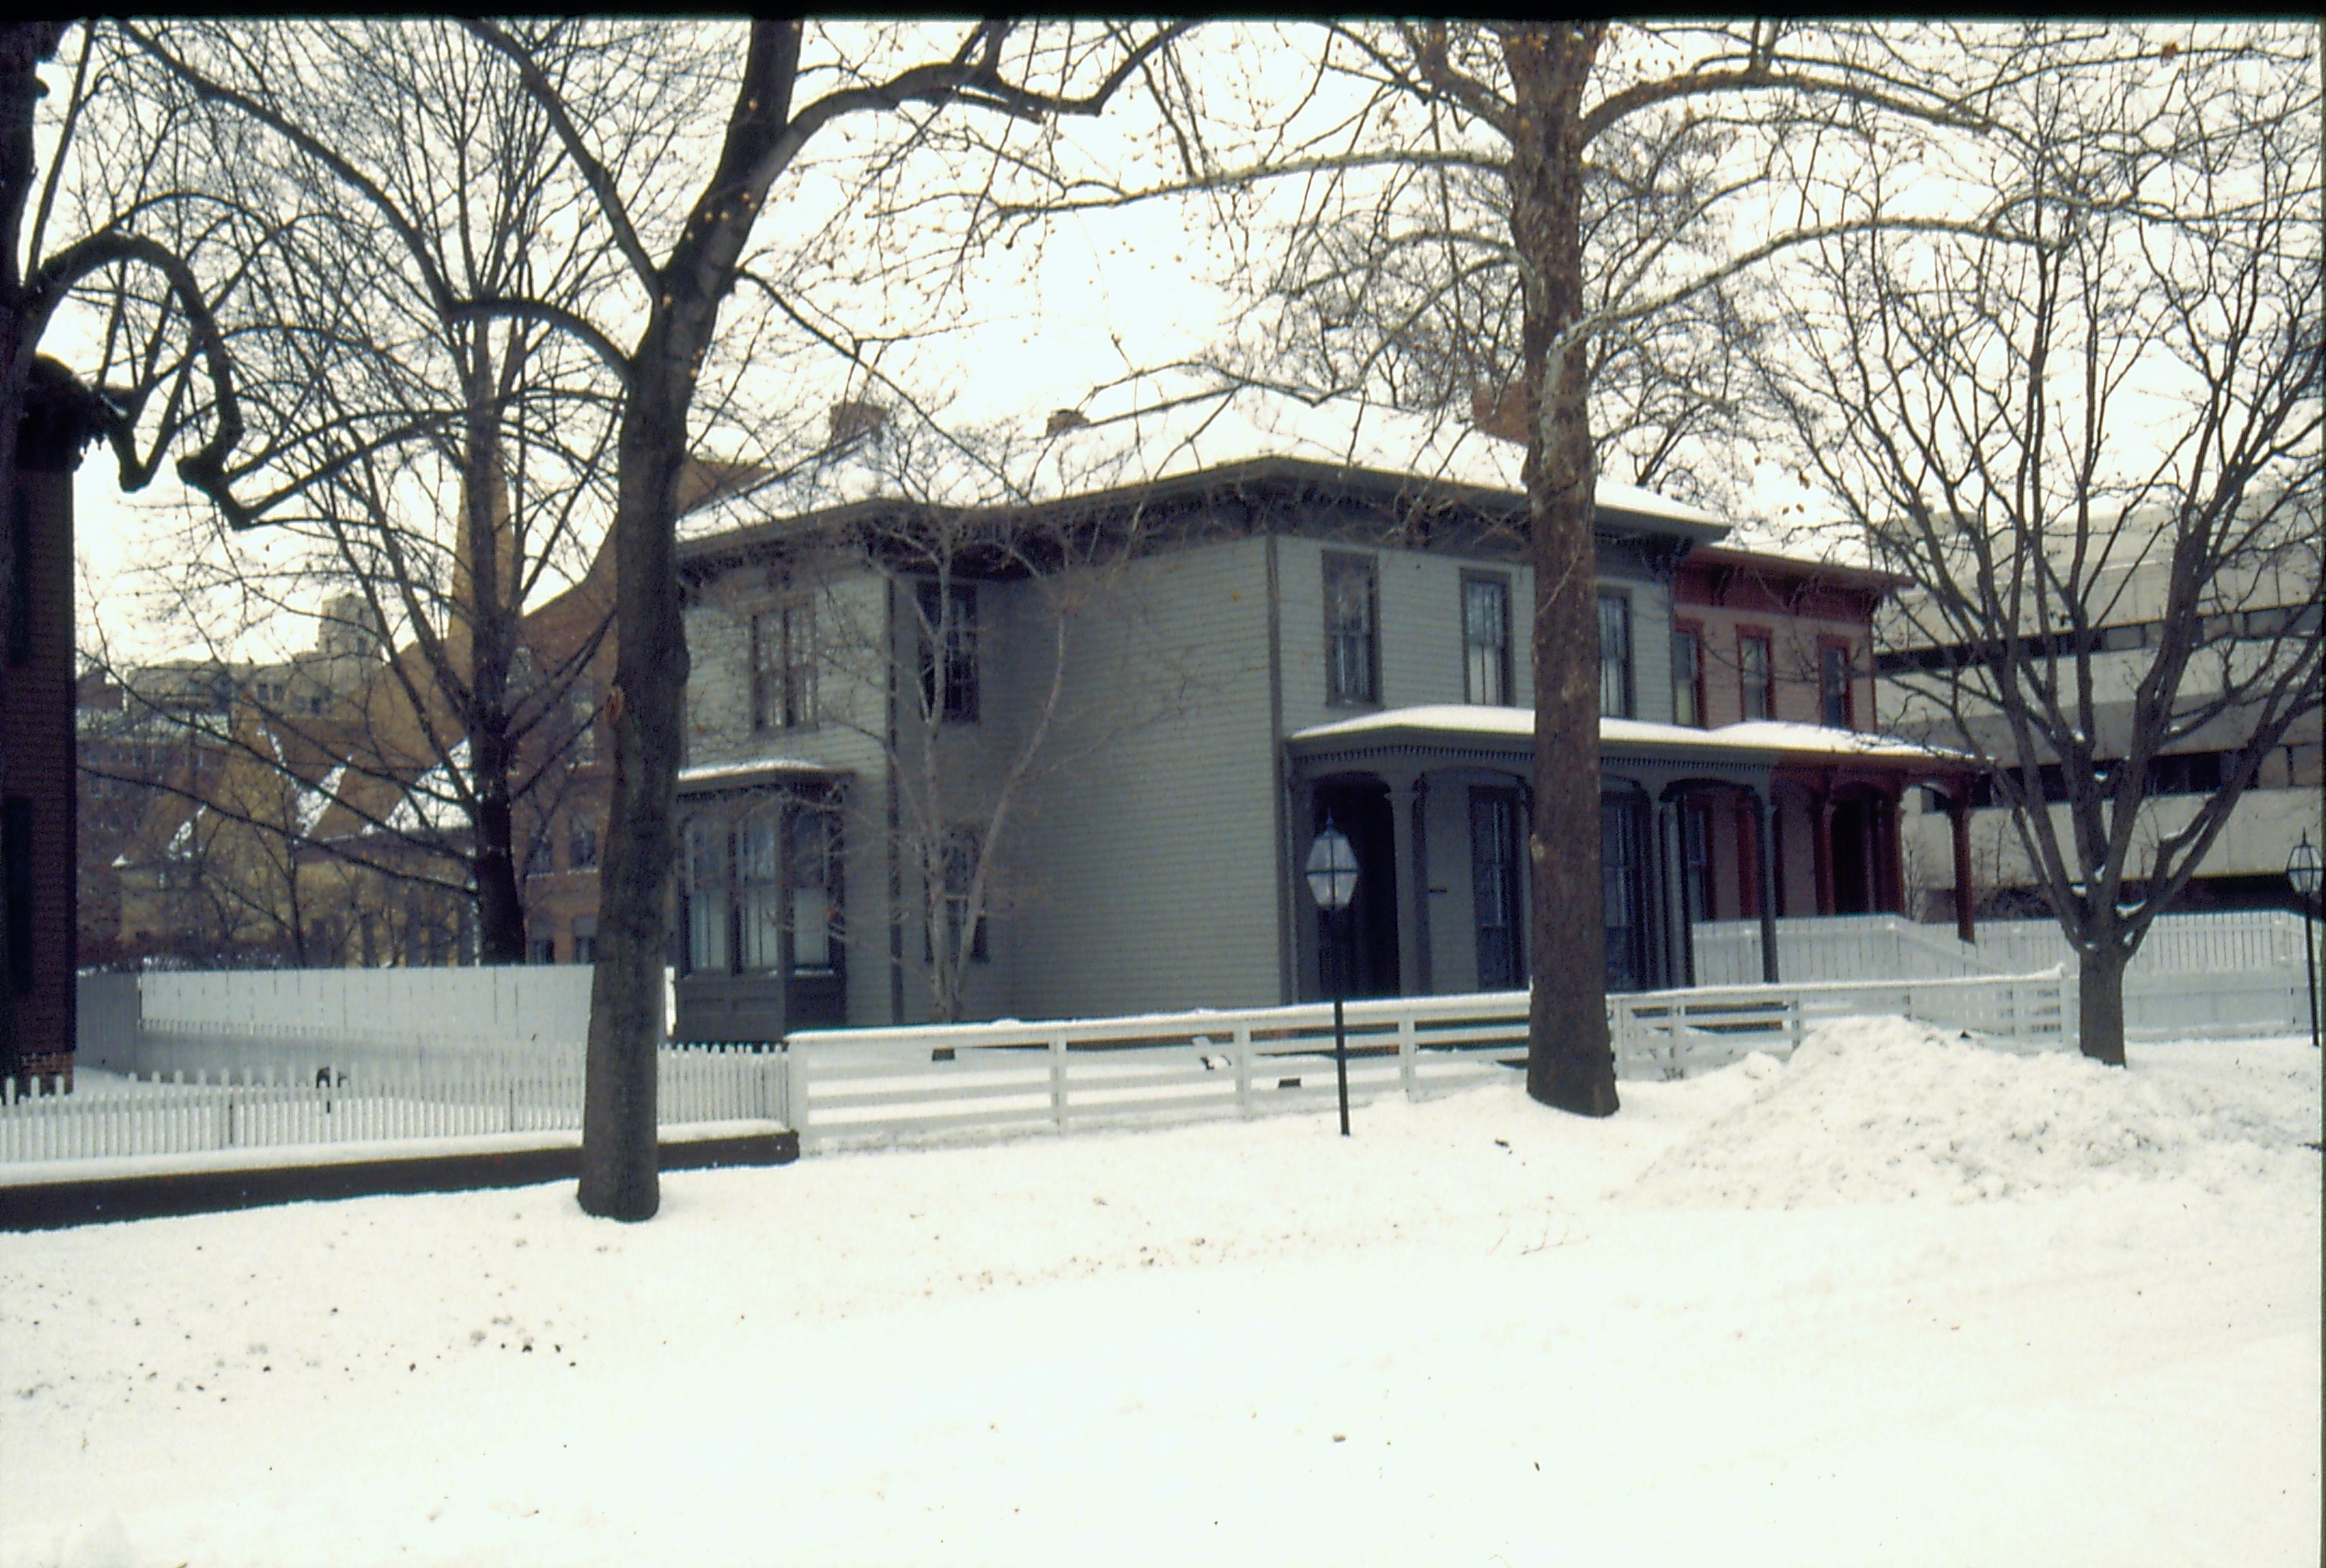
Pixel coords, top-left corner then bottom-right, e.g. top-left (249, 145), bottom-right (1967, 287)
top-left (2289, 832), bottom-right (2321, 1053)
top-left (1305, 818), bottom-right (1359, 1137)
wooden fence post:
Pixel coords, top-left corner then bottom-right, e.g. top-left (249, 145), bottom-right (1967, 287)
top-left (784, 1047), bottom-right (811, 1151)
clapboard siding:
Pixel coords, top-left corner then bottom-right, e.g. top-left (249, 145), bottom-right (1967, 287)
top-left (1003, 536), bottom-right (1282, 1017)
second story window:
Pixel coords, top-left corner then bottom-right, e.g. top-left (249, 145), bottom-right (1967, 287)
top-left (1739, 632), bottom-right (1773, 722)
top-left (1597, 592), bottom-right (1633, 719)
top-left (1323, 553), bottom-right (1378, 704)
top-left (570, 681), bottom-right (598, 762)
top-left (566, 823), bottom-right (599, 872)
top-left (916, 580), bottom-right (979, 723)
top-left (1672, 625), bottom-right (1704, 727)
top-left (1462, 574), bottom-right (1511, 705)
top-left (751, 599), bottom-right (818, 732)
top-left (1819, 642), bottom-right (1854, 729)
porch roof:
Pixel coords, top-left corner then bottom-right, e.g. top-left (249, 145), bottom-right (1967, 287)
top-left (1289, 705), bottom-right (1974, 775)
top-left (675, 757), bottom-right (851, 797)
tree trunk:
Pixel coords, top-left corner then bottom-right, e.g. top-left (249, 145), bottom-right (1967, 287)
top-left (1506, 24), bottom-right (1618, 1117)
top-left (0, 24), bottom-right (59, 1084)
top-left (2075, 938), bottom-right (2128, 1067)
top-left (576, 368), bottom-right (689, 1221)
top-left (470, 728), bottom-right (526, 963)
top-left (575, 19), bottom-right (804, 1222)
top-left (460, 347), bottom-right (528, 965)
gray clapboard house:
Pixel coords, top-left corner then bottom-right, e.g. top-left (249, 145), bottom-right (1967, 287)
top-left (668, 439), bottom-right (1974, 1042)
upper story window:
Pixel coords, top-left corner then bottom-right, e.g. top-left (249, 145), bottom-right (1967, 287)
top-left (916, 579), bottom-right (979, 723)
top-left (751, 599), bottom-right (818, 732)
top-left (1323, 553), bottom-right (1379, 704)
top-left (566, 822), bottom-right (599, 872)
top-left (1671, 624), bottom-right (1704, 727)
top-left (1739, 632), bottom-right (1773, 722)
top-left (570, 681), bottom-right (598, 762)
top-left (1462, 574), bottom-right (1511, 705)
top-left (1596, 592), bottom-right (1633, 719)
top-left (1818, 641), bottom-right (1854, 729)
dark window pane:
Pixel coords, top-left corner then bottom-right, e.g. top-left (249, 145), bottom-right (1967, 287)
top-left (1597, 593), bottom-right (1633, 718)
top-left (1739, 635), bottom-right (1772, 722)
top-left (1463, 577), bottom-right (1510, 705)
top-left (917, 581), bottom-right (979, 722)
top-left (1325, 555), bottom-right (1378, 704)
top-left (1671, 628), bottom-right (1701, 727)
top-left (1820, 645), bottom-right (1852, 729)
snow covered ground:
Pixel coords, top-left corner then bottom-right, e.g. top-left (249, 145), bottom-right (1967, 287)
top-left (3, 1019), bottom-right (2317, 1567)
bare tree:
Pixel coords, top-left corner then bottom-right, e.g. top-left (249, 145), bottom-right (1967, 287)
top-left (1757, 36), bottom-right (2322, 1064)
top-left (1011, 22), bottom-right (2189, 1114)
top-left (87, 21), bottom-right (696, 963)
top-left (128, 19), bottom-right (1187, 1216)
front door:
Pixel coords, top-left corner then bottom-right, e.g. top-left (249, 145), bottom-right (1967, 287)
top-left (1312, 780), bottom-right (1399, 998)
top-left (1602, 793), bottom-right (1650, 993)
top-left (1470, 788), bottom-right (1523, 989)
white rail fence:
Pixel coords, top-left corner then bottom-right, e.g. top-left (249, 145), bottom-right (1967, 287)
top-left (0, 1046), bottom-right (780, 1166)
top-left (1691, 911), bottom-right (2318, 1040)
top-left (780, 971), bottom-right (2071, 1152)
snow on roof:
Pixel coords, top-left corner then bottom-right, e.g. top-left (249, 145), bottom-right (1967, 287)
top-left (1707, 720), bottom-right (1972, 762)
top-left (385, 742), bottom-right (470, 836)
top-left (1291, 705), bottom-right (1969, 765)
top-left (293, 764), bottom-right (345, 839)
top-left (676, 757), bottom-right (846, 788)
top-left (721, 381), bottom-right (1735, 538)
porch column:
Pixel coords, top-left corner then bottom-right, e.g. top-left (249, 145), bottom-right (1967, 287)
top-left (1387, 770), bottom-right (1424, 999)
top-left (1948, 785), bottom-right (1977, 944)
top-left (1877, 790), bottom-right (1902, 914)
top-left (1407, 775), bottom-right (1432, 995)
top-left (1288, 772), bottom-right (1319, 1001)
top-left (1655, 794), bottom-right (1689, 989)
top-left (1810, 784), bottom-right (1836, 915)
top-left (1752, 788), bottom-right (1780, 984)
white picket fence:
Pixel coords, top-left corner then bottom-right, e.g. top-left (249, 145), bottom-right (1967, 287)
top-left (0, 1046), bottom-right (780, 1165)
top-left (1693, 916), bottom-right (1991, 985)
top-left (1691, 910), bottom-right (2318, 1039)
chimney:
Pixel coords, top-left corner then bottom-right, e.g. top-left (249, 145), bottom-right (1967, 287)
top-left (1470, 382), bottom-right (1532, 445)
top-left (828, 399), bottom-right (887, 448)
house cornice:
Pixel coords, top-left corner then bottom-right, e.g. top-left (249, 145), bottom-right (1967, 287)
top-left (674, 454), bottom-right (1733, 583)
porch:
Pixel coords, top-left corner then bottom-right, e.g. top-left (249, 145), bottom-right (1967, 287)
top-left (1284, 706), bottom-right (1977, 1001)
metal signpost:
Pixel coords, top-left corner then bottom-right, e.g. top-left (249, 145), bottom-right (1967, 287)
top-left (1304, 819), bottom-right (1360, 1137)
top-left (2289, 833), bottom-right (2321, 1053)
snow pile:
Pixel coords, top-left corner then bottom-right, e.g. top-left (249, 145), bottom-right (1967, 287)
top-left (1631, 1017), bottom-right (2319, 1210)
